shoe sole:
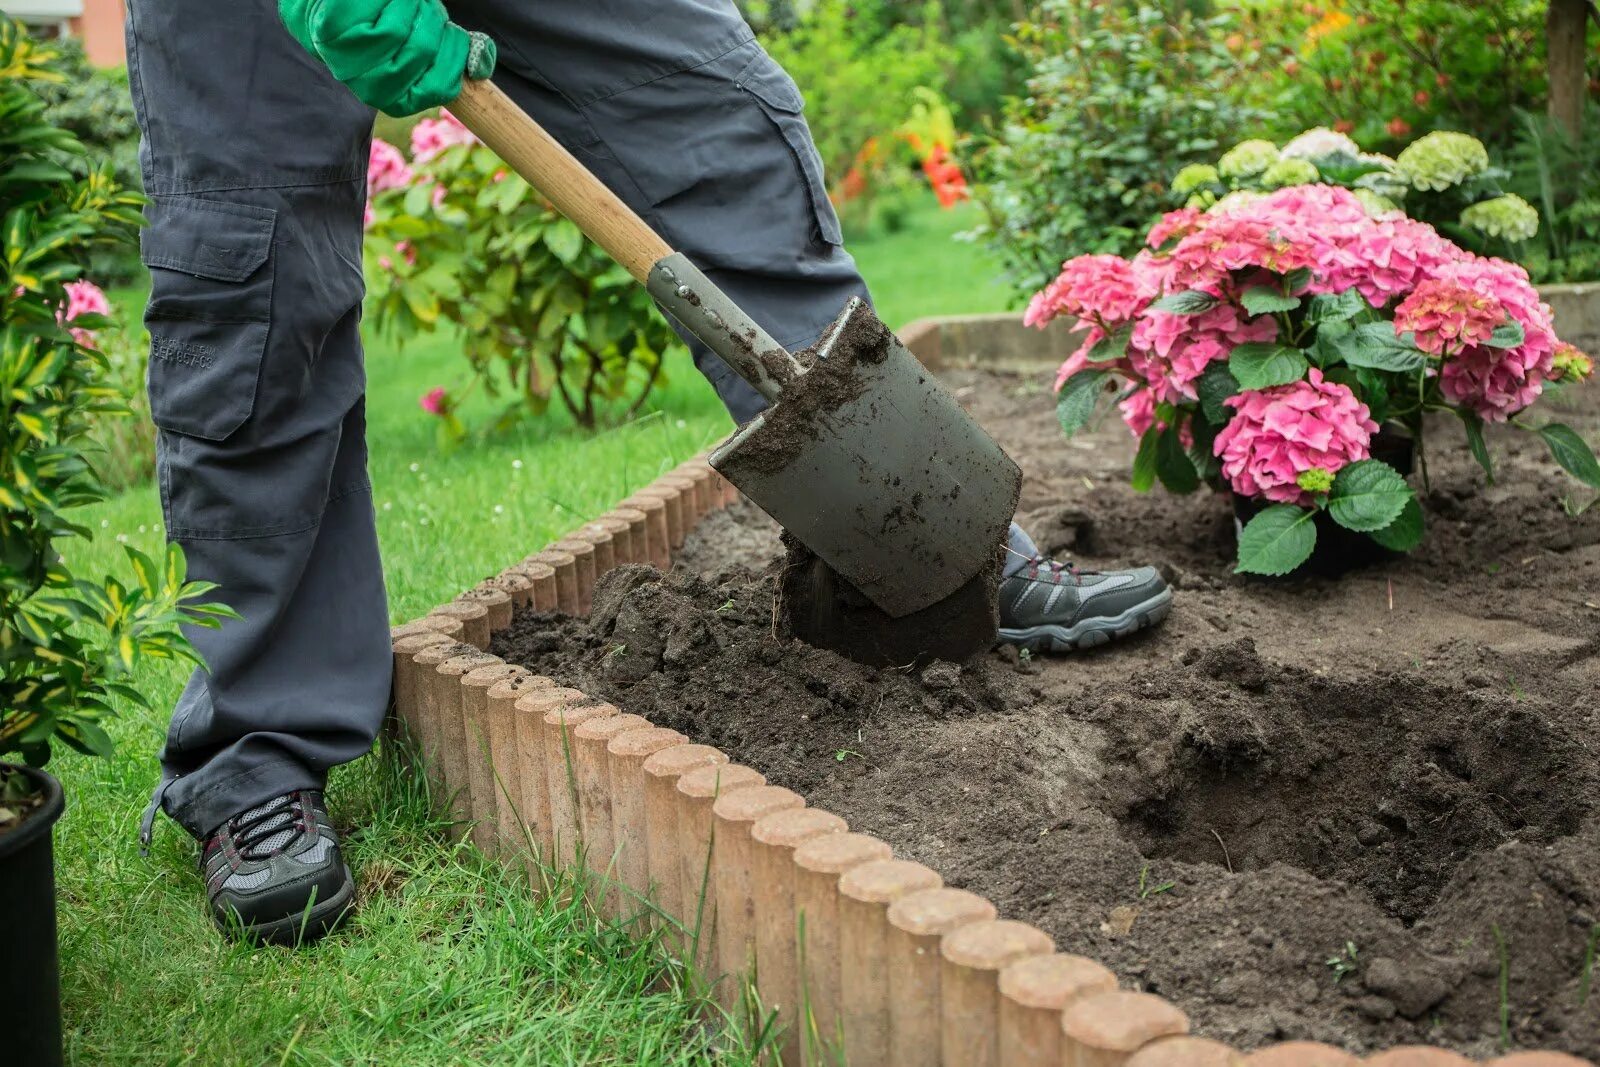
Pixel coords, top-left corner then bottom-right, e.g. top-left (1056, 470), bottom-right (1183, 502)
top-left (998, 587), bottom-right (1174, 653)
top-left (224, 866), bottom-right (357, 947)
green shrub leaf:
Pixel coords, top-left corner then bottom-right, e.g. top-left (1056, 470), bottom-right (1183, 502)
top-left (1240, 286), bottom-right (1301, 317)
top-left (1131, 429), bottom-right (1161, 492)
top-left (1306, 290), bottom-right (1369, 325)
top-left (1055, 370), bottom-right (1108, 437)
top-left (1229, 343), bottom-right (1309, 391)
top-left (1151, 290), bottom-right (1219, 315)
top-left (1155, 424), bottom-right (1200, 493)
top-left (1485, 319), bottom-right (1525, 349)
top-left (1328, 459), bottom-right (1412, 531)
top-left (1458, 411), bottom-right (1494, 484)
top-left (1236, 505), bottom-right (1318, 575)
top-left (1197, 363), bottom-right (1240, 425)
top-left (1332, 322), bottom-right (1428, 372)
top-left (1537, 423), bottom-right (1600, 488)
top-left (1368, 497), bottom-right (1425, 551)
top-left (1085, 323), bottom-right (1134, 363)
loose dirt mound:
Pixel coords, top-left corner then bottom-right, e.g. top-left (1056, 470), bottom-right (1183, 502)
top-left (494, 367), bottom-right (1600, 1057)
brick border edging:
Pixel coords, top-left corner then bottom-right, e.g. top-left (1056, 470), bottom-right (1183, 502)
top-left (389, 454), bottom-right (1595, 1067)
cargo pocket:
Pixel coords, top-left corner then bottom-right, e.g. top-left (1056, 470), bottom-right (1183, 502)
top-left (733, 52), bottom-right (844, 247)
top-left (140, 197), bottom-right (277, 441)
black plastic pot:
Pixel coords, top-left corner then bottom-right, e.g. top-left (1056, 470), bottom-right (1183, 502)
top-left (1, 764), bottom-right (65, 1067)
top-left (1232, 425), bottom-right (1417, 577)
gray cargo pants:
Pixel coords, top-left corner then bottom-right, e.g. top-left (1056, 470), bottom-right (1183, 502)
top-left (130, 0), bottom-right (1037, 839)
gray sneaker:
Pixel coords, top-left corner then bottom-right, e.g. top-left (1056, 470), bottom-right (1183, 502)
top-left (998, 558), bottom-right (1172, 652)
top-left (201, 790), bottom-right (355, 945)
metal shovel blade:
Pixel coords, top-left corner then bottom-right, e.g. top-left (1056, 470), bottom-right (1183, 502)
top-left (710, 300), bottom-right (1022, 618)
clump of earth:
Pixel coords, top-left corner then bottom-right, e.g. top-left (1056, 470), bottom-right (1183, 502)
top-left (494, 366), bottom-right (1600, 1058)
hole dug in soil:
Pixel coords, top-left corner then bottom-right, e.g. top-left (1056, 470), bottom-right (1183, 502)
top-left (494, 365), bottom-right (1600, 1058)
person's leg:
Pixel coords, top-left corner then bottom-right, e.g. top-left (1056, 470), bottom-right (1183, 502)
top-left (127, 0), bottom-right (386, 938)
top-left (449, 0), bottom-right (1168, 649)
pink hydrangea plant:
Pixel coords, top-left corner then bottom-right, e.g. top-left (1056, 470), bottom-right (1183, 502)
top-left (60, 279), bottom-right (110, 347)
top-left (410, 109), bottom-right (478, 163)
top-left (1213, 370), bottom-right (1378, 505)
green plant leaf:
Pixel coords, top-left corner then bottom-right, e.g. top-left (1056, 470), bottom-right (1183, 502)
top-left (1236, 505), bottom-right (1318, 576)
top-left (1485, 320), bottom-right (1525, 349)
top-left (1537, 424), bottom-right (1600, 489)
top-left (1327, 459), bottom-right (1412, 532)
top-left (1131, 429), bottom-right (1160, 492)
top-left (1197, 363), bottom-right (1239, 425)
top-left (1155, 423), bottom-right (1200, 493)
top-left (1333, 322), bottom-right (1428, 372)
top-left (1306, 290), bottom-right (1370, 325)
top-left (1151, 290), bottom-right (1219, 315)
top-left (1283, 267), bottom-right (1313, 293)
top-left (1240, 286), bottom-right (1301, 317)
top-left (1459, 412), bottom-right (1494, 484)
top-left (545, 219), bottom-right (584, 265)
top-left (1368, 497), bottom-right (1425, 552)
top-left (1055, 370), bottom-right (1108, 437)
top-left (1229, 343), bottom-right (1309, 391)
top-left (1085, 323), bottom-right (1134, 363)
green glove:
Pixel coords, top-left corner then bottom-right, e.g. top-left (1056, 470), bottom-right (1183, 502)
top-left (278, 0), bottom-right (497, 117)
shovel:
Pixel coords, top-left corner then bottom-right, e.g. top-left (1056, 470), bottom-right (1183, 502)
top-left (452, 79), bottom-right (1020, 619)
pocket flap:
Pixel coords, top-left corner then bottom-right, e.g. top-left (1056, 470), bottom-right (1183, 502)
top-left (140, 197), bottom-right (276, 283)
top-left (735, 52), bottom-right (805, 114)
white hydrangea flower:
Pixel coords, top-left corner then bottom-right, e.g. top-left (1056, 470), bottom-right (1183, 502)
top-left (1281, 127), bottom-right (1360, 160)
top-left (1395, 131), bottom-right (1489, 191)
top-left (1172, 163), bottom-right (1220, 196)
top-left (1461, 194), bottom-right (1540, 242)
top-left (1208, 189), bottom-right (1266, 215)
top-left (1218, 139), bottom-right (1280, 179)
top-left (1352, 188), bottom-right (1402, 218)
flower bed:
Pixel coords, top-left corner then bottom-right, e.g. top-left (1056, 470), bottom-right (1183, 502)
top-left (389, 325), bottom-right (1598, 1063)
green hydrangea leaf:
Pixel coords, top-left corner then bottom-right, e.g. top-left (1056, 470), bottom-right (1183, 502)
top-left (1056, 370), bottom-right (1108, 438)
top-left (1229, 343), bottom-right (1309, 391)
top-left (1537, 423), bottom-right (1600, 489)
top-left (1155, 424), bottom-right (1200, 493)
top-left (1151, 290), bottom-right (1219, 315)
top-left (1333, 322), bottom-right (1427, 372)
top-left (1328, 459), bottom-right (1412, 532)
top-left (1240, 286), bottom-right (1302, 317)
top-left (1085, 323), bottom-right (1134, 363)
top-left (1367, 497), bottom-right (1425, 552)
top-left (1197, 362), bottom-right (1240, 425)
top-left (1458, 411), bottom-right (1494, 484)
top-left (1236, 505), bottom-right (1318, 575)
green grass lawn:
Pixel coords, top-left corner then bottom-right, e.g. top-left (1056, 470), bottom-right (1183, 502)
top-left (50, 193), bottom-right (1009, 1065)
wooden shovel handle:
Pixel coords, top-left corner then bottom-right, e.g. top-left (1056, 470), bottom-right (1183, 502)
top-left (450, 77), bottom-right (672, 283)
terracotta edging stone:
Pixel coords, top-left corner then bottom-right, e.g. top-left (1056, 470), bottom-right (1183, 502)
top-left (885, 887), bottom-right (998, 1067)
top-left (1059, 990), bottom-right (1189, 1067)
top-left (640, 743), bottom-right (729, 932)
top-left (526, 549), bottom-right (579, 614)
top-left (938, 918), bottom-right (1053, 1067)
top-left (514, 560), bottom-right (558, 612)
top-left (631, 484), bottom-right (686, 552)
top-left (620, 494), bottom-right (671, 568)
top-left (461, 662), bottom-right (527, 851)
top-left (586, 515), bottom-right (634, 567)
top-left (509, 685), bottom-right (586, 861)
top-left (532, 692), bottom-right (605, 868)
top-left (837, 859), bottom-right (944, 1066)
top-left (606, 507), bottom-right (651, 569)
top-left (480, 570), bottom-right (533, 610)
top-left (434, 650), bottom-right (500, 836)
top-left (486, 672), bottom-right (551, 854)
top-left (459, 586), bottom-right (513, 633)
top-left (548, 537), bottom-right (598, 614)
top-left (429, 600), bottom-right (490, 650)
top-left (1124, 1036), bottom-right (1244, 1066)
top-left (390, 631), bottom-right (453, 765)
top-left (575, 522), bottom-right (617, 576)
top-left (1362, 1051), bottom-right (1474, 1067)
top-left (792, 833), bottom-right (895, 1066)
top-left (1241, 1042), bottom-right (1359, 1066)
top-left (410, 641), bottom-right (468, 800)
top-left (750, 807), bottom-right (849, 1063)
top-left (709, 785), bottom-right (807, 1010)
top-left (1484, 1056), bottom-right (1598, 1066)
top-left (674, 763), bottom-right (768, 974)
top-left (996, 953), bottom-right (1116, 1067)
top-left (605, 726), bottom-right (688, 921)
top-left (654, 473), bottom-right (701, 532)
top-left (570, 711), bottom-right (651, 901)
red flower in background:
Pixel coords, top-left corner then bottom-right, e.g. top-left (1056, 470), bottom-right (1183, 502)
top-left (1387, 117), bottom-right (1413, 138)
top-left (920, 144), bottom-right (969, 208)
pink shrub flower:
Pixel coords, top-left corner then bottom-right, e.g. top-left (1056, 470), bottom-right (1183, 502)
top-left (1147, 207), bottom-right (1204, 249)
top-left (1439, 343), bottom-right (1550, 422)
top-left (1119, 388), bottom-right (1158, 437)
top-left (1166, 213), bottom-right (1314, 292)
top-left (419, 387), bottom-right (449, 415)
top-left (411, 109), bottom-right (478, 163)
top-left (367, 138), bottom-right (413, 196)
top-left (1026, 254), bottom-right (1153, 329)
top-left (1394, 279), bottom-right (1505, 355)
top-left (1214, 369), bottom-right (1378, 504)
top-left (1132, 302), bottom-right (1278, 402)
top-left (60, 279), bottom-right (111, 347)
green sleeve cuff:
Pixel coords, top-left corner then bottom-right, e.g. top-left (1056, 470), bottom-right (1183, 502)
top-left (466, 31), bottom-right (496, 81)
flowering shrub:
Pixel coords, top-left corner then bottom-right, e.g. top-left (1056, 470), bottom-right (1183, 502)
top-left (833, 88), bottom-right (970, 231)
top-left (1032, 183), bottom-right (1599, 575)
top-left (1172, 128), bottom-right (1542, 262)
top-left (363, 112), bottom-right (683, 430)
top-left (972, 0), bottom-right (1271, 293)
top-left (2, 22), bottom-right (231, 772)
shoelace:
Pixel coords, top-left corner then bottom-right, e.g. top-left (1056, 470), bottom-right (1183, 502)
top-left (228, 793), bottom-right (309, 860)
top-left (1025, 557), bottom-right (1083, 586)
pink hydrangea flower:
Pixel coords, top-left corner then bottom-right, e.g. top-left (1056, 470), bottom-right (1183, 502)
top-left (367, 138), bottom-right (413, 196)
top-left (1119, 388), bottom-right (1158, 437)
top-left (410, 109), bottom-right (478, 163)
top-left (60, 279), bottom-right (111, 347)
top-left (420, 387), bottom-right (448, 415)
top-left (1214, 369), bottom-right (1378, 504)
top-left (1026, 254), bottom-right (1153, 329)
top-left (1428, 254), bottom-right (1558, 421)
top-left (1393, 279), bottom-right (1505, 356)
top-left (1132, 302), bottom-right (1278, 402)
top-left (1147, 207), bottom-right (1204, 249)
top-left (1166, 213), bottom-right (1314, 292)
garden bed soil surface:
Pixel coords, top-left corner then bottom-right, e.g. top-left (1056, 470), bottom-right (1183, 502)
top-left (494, 366), bottom-right (1600, 1058)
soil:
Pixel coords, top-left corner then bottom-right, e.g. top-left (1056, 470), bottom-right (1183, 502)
top-left (493, 365), bottom-right (1600, 1058)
